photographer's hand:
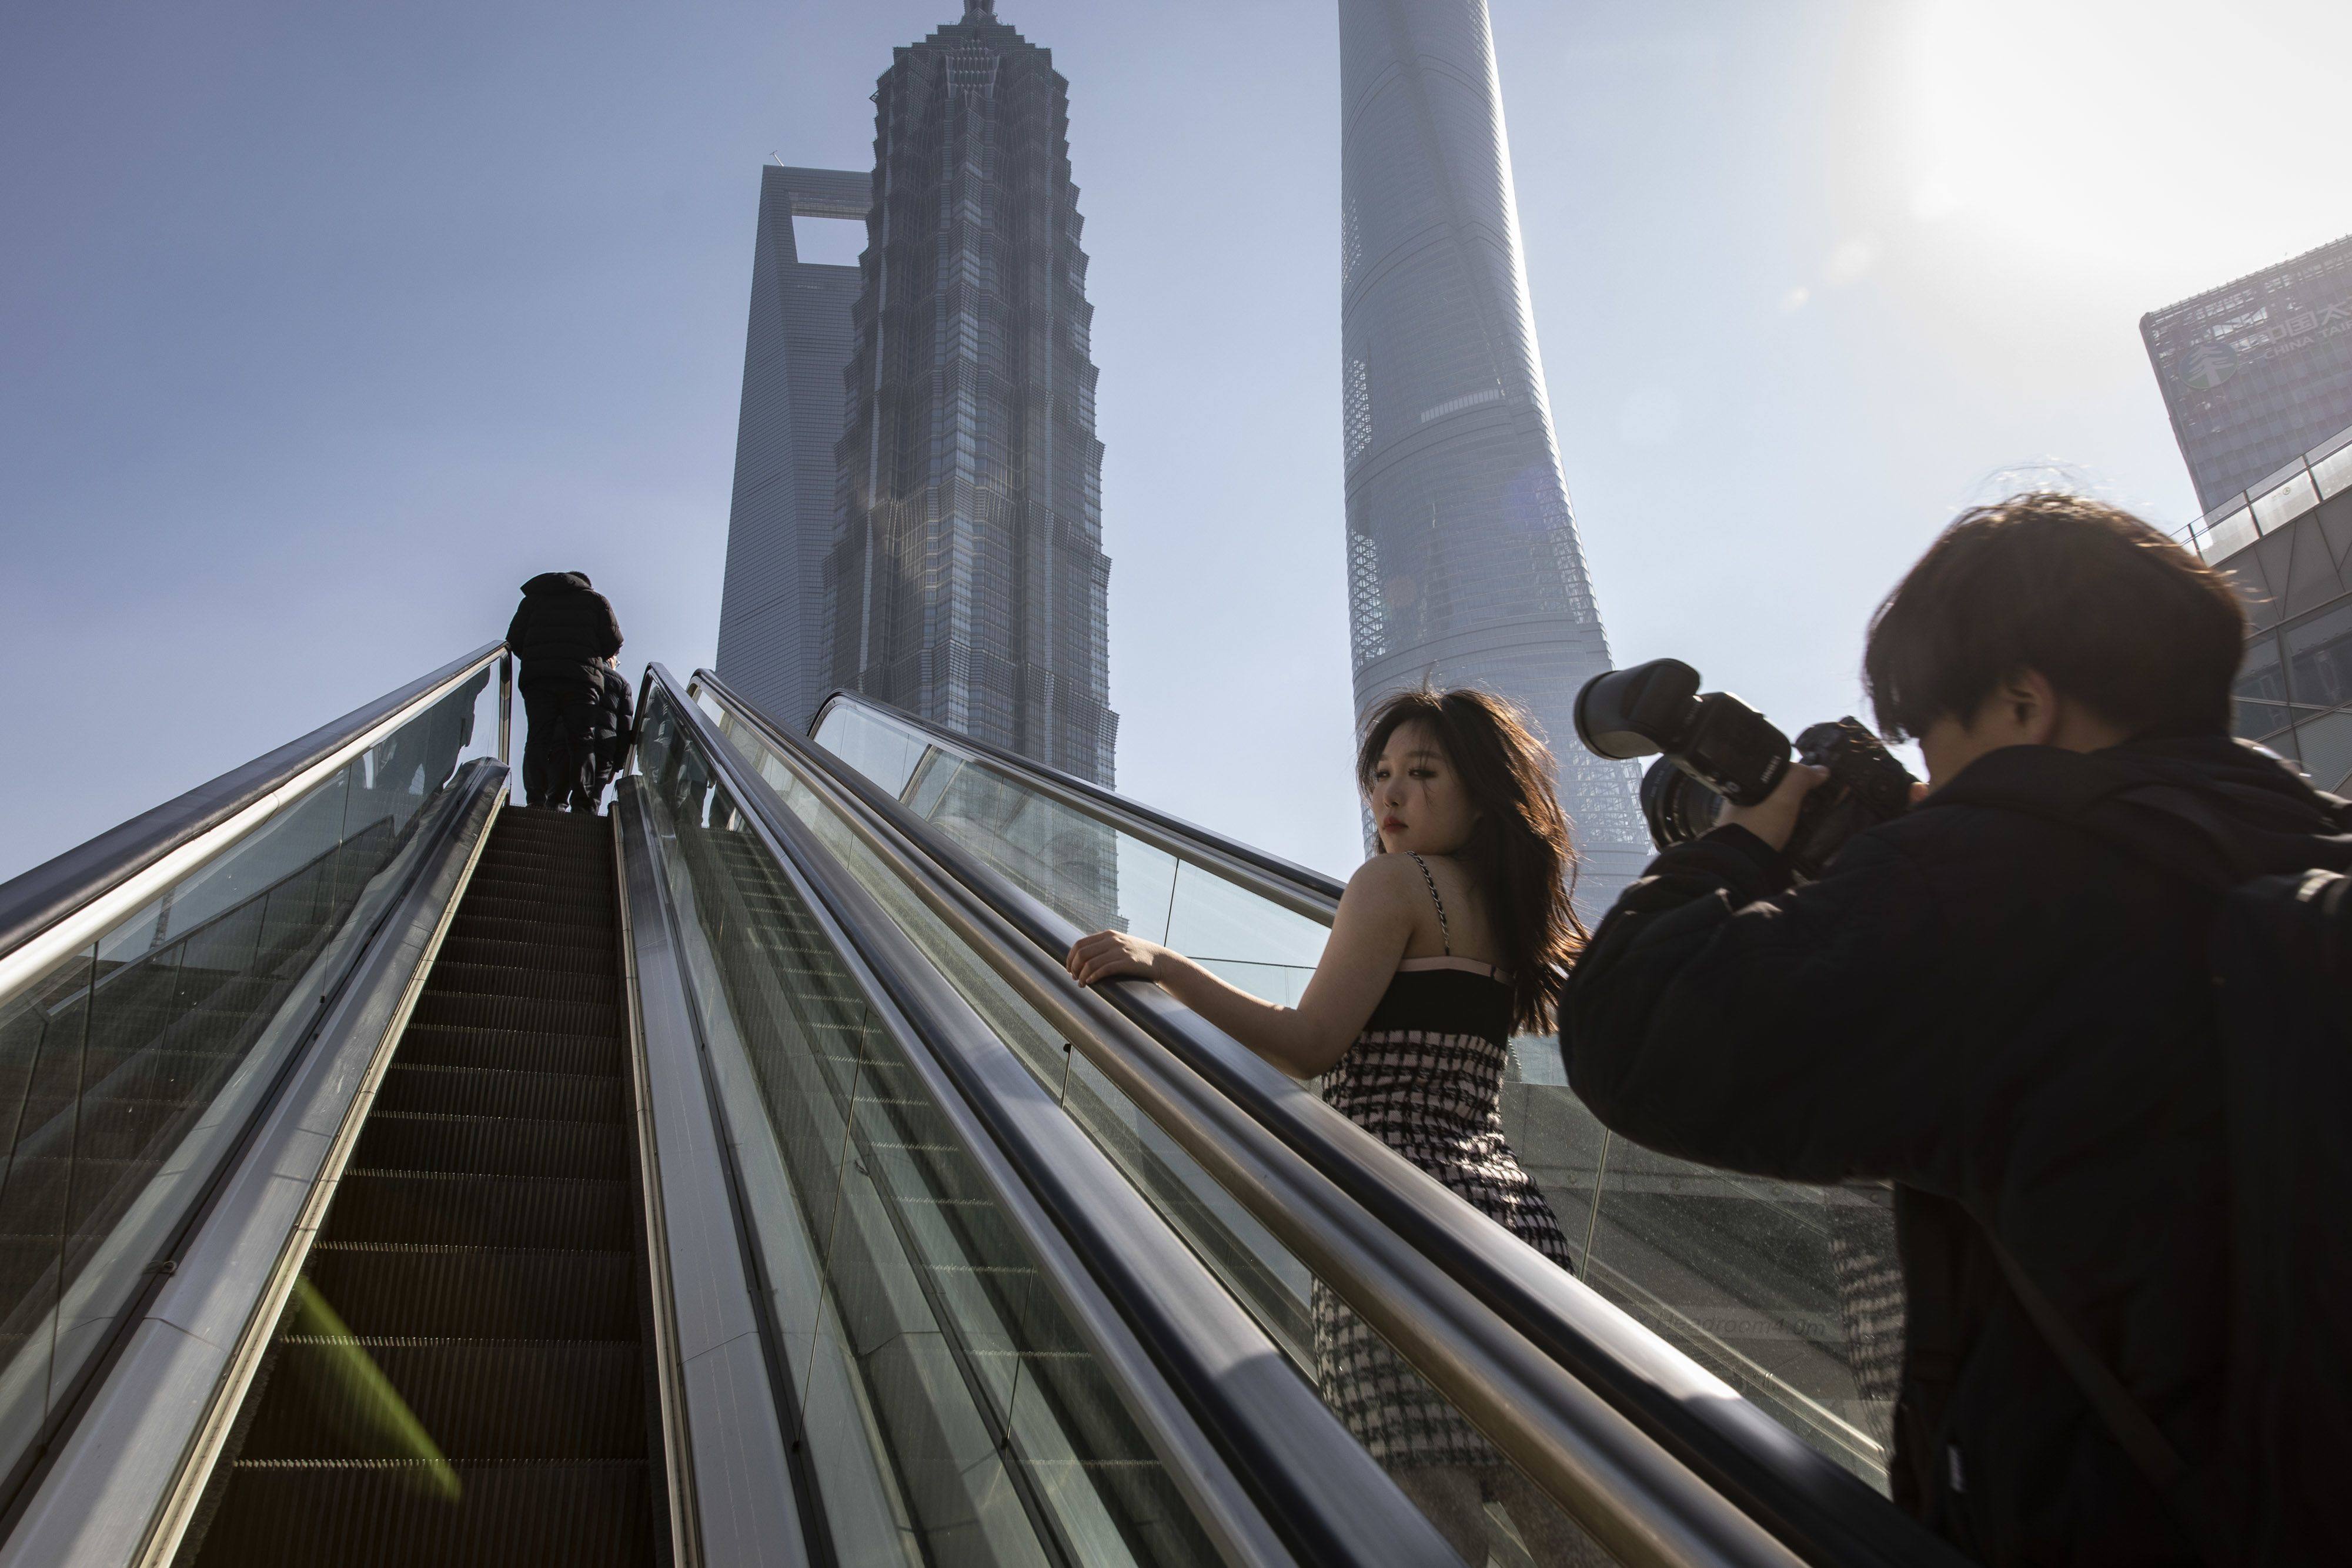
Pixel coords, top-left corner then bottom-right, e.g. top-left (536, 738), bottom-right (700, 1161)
top-left (1718, 762), bottom-right (1829, 852)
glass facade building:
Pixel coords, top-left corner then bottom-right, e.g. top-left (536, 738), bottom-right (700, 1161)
top-left (716, 165), bottom-right (871, 733)
top-left (1337, 0), bottom-right (1649, 913)
top-left (2178, 420), bottom-right (2352, 794)
top-left (823, 1), bottom-right (1118, 788)
top-left (2143, 233), bottom-right (2352, 514)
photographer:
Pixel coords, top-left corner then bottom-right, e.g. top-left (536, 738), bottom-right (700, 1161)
top-left (1562, 495), bottom-right (2352, 1564)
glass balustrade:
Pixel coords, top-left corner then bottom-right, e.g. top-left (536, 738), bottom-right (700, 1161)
top-left (816, 700), bottom-right (1327, 1005)
top-left (640, 692), bottom-right (1231, 1568)
top-left (705, 693), bottom-right (1615, 1566)
top-left (806, 691), bottom-right (1901, 1489)
top-left (0, 664), bottom-right (497, 1487)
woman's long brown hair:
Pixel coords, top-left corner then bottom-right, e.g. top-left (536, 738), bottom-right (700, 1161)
top-left (1356, 686), bottom-right (1586, 1034)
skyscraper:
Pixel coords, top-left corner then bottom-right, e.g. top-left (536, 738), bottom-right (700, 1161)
top-left (2143, 233), bottom-right (2352, 514)
top-left (716, 165), bottom-right (870, 733)
top-left (1337, 0), bottom-right (1648, 908)
top-left (824, 0), bottom-right (1118, 786)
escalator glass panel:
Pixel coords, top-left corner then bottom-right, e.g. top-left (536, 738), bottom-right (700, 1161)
top-left (706, 698), bottom-right (1623, 1567)
top-left (638, 697), bottom-right (1222, 1568)
top-left (815, 701), bottom-right (1325, 1005)
top-left (809, 694), bottom-right (1903, 1489)
top-left (0, 667), bottom-right (498, 1495)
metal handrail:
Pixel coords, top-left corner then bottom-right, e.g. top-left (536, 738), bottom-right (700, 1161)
top-left (716, 671), bottom-right (1962, 1568)
top-left (808, 688), bottom-right (1348, 908)
top-left (701, 672), bottom-right (1830, 1568)
top-left (0, 643), bottom-right (509, 1004)
top-left (650, 666), bottom-right (1447, 1568)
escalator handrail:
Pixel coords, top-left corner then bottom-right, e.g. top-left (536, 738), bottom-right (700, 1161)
top-left (707, 673), bottom-right (1815, 1568)
top-left (0, 641), bottom-right (508, 994)
top-left (654, 666), bottom-right (1451, 1568)
top-left (724, 671), bottom-right (1965, 1568)
top-left (809, 688), bottom-right (1348, 907)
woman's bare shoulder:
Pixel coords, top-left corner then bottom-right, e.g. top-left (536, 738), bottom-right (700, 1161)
top-left (1341, 852), bottom-right (1423, 907)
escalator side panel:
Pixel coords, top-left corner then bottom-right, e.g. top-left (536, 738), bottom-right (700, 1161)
top-left (614, 781), bottom-right (809, 1568)
top-left (0, 767), bottom-right (505, 1568)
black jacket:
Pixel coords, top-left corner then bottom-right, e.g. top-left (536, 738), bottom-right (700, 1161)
top-left (593, 664), bottom-right (633, 738)
top-left (593, 664), bottom-right (634, 773)
top-left (1562, 736), bottom-right (2352, 1565)
top-left (506, 572), bottom-right (622, 693)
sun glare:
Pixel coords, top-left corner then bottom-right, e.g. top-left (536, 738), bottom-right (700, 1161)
top-left (1906, 0), bottom-right (2346, 280)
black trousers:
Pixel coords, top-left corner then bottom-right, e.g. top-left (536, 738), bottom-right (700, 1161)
top-left (521, 687), bottom-right (600, 809)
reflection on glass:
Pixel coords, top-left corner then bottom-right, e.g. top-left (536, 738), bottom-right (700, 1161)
top-left (2287, 709), bottom-right (2352, 794)
top-left (816, 701), bottom-right (1322, 1004)
top-left (2234, 636), bottom-right (2290, 740)
top-left (816, 701), bottom-right (937, 801)
top-left (730, 710), bottom-right (1319, 1371)
top-left (643, 696), bottom-right (1219, 1568)
top-left (813, 694), bottom-right (1903, 1489)
top-left (1577, 1136), bottom-right (1892, 1478)
top-left (2285, 601), bottom-right (2352, 711)
top-left (0, 666), bottom-right (495, 1486)
top-left (730, 700), bottom-right (1628, 1559)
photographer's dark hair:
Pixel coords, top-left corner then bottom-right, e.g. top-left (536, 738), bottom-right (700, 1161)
top-left (1864, 493), bottom-right (2247, 743)
top-left (1356, 687), bottom-right (1585, 1034)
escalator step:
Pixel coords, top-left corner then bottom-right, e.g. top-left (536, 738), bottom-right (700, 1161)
top-left (194, 1460), bottom-right (654, 1568)
top-left (435, 935), bottom-right (617, 976)
top-left (420, 962), bottom-right (621, 1008)
top-left (448, 895), bottom-right (613, 932)
top-left (299, 1243), bottom-right (634, 1339)
top-left (238, 1338), bottom-right (646, 1460)
top-left (407, 993), bottom-right (616, 1039)
top-left (394, 1026), bottom-right (622, 1079)
top-left (445, 914), bottom-right (618, 952)
top-left (468, 870), bottom-right (613, 901)
top-left (328, 1171), bottom-right (632, 1251)
top-left (475, 852), bottom-right (607, 874)
top-left (352, 1112), bottom-right (627, 1182)
top-left (375, 1064), bottom-right (625, 1125)
top-left (180, 800), bottom-right (659, 1568)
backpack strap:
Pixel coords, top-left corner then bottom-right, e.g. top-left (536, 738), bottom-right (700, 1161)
top-left (1968, 1214), bottom-right (2234, 1563)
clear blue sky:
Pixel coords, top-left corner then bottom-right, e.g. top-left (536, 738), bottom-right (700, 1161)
top-left (5, 0), bottom-right (2348, 884)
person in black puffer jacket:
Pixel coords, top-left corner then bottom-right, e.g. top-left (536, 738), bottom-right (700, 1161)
top-left (574, 657), bottom-right (634, 814)
top-left (505, 571), bottom-right (622, 810)
top-left (1562, 496), bottom-right (2352, 1565)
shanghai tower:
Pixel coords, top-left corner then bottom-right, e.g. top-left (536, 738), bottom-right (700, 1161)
top-left (1338, 0), bottom-right (1648, 908)
top-left (825, 0), bottom-right (1118, 786)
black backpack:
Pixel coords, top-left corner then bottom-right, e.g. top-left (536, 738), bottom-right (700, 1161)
top-left (1937, 767), bottom-right (2352, 1564)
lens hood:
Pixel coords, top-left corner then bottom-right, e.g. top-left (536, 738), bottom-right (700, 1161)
top-left (1573, 658), bottom-right (1703, 760)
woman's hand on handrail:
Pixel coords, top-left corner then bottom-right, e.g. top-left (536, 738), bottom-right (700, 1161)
top-left (1065, 855), bottom-right (1429, 1080)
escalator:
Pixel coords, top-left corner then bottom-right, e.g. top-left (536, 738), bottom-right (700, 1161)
top-left (0, 641), bottom-right (1965, 1568)
top-left (179, 806), bottom-right (660, 1566)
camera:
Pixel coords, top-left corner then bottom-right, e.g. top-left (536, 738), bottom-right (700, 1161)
top-left (1573, 658), bottom-right (1917, 880)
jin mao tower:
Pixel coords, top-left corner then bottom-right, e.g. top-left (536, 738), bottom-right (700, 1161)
top-left (825, 1), bottom-right (1118, 785)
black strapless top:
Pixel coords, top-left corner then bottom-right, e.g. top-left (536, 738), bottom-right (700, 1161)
top-left (1361, 966), bottom-right (1512, 1045)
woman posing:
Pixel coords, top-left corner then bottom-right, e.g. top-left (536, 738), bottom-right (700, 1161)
top-left (1067, 688), bottom-right (1592, 1563)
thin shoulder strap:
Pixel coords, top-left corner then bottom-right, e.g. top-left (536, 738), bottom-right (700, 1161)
top-left (1969, 1213), bottom-right (2229, 1563)
top-left (1403, 852), bottom-right (1451, 955)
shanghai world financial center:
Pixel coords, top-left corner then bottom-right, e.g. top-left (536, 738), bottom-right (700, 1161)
top-left (719, 0), bottom-right (1645, 908)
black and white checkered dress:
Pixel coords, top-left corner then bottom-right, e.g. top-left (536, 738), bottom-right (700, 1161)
top-left (1312, 862), bottom-right (1577, 1469)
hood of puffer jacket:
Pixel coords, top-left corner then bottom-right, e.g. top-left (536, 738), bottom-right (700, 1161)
top-left (520, 571), bottom-right (593, 596)
top-left (1927, 733), bottom-right (2352, 888)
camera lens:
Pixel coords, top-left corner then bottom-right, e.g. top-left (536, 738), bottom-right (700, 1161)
top-left (1639, 758), bottom-right (1725, 851)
